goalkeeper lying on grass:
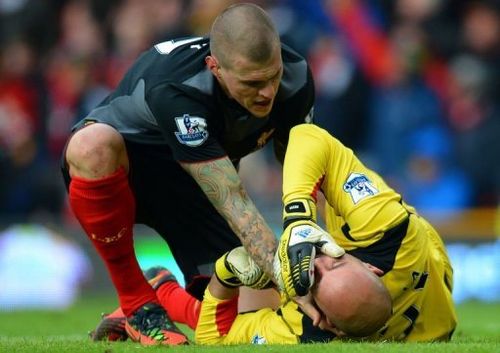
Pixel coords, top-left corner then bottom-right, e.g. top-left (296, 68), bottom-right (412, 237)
top-left (196, 248), bottom-right (391, 344)
top-left (276, 124), bottom-right (457, 342)
top-left (90, 247), bottom-right (391, 344)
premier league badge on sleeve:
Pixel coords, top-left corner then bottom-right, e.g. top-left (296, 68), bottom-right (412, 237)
top-left (174, 114), bottom-right (209, 147)
top-left (343, 172), bottom-right (379, 204)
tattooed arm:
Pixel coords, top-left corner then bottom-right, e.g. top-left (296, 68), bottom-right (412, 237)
top-left (180, 156), bottom-right (277, 276)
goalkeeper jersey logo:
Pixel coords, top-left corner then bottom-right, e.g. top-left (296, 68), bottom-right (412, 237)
top-left (251, 334), bottom-right (267, 344)
top-left (174, 114), bottom-right (208, 147)
top-left (343, 172), bottom-right (379, 204)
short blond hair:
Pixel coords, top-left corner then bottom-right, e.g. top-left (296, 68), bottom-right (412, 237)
top-left (210, 3), bottom-right (280, 68)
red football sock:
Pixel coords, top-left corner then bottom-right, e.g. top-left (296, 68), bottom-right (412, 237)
top-left (69, 167), bottom-right (157, 316)
top-left (157, 281), bottom-right (201, 330)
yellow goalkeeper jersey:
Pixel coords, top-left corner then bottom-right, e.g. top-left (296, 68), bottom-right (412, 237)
top-left (196, 289), bottom-right (336, 345)
top-left (283, 124), bottom-right (410, 248)
top-left (282, 124), bottom-right (456, 341)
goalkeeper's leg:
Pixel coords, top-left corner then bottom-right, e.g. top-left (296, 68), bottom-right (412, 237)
top-left (195, 276), bottom-right (240, 344)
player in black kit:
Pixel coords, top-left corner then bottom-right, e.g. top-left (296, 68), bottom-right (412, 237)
top-left (61, 3), bottom-right (315, 346)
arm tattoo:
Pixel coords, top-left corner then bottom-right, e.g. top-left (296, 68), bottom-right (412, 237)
top-left (181, 157), bottom-right (277, 275)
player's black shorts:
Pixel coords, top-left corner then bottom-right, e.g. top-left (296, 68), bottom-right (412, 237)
top-left (61, 124), bottom-right (241, 286)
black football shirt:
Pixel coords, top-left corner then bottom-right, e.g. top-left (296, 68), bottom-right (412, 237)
top-left (80, 37), bottom-right (315, 164)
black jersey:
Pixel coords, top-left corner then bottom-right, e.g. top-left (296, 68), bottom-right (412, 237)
top-left (80, 37), bottom-right (314, 163)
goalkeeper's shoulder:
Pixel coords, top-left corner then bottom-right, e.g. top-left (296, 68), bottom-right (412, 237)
top-left (290, 124), bottom-right (330, 140)
top-left (290, 124), bottom-right (344, 148)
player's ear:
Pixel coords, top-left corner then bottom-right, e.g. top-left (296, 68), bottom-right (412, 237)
top-left (205, 56), bottom-right (220, 77)
top-left (363, 262), bottom-right (384, 277)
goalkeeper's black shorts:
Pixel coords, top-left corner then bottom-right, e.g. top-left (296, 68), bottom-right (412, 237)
top-left (62, 137), bottom-right (241, 286)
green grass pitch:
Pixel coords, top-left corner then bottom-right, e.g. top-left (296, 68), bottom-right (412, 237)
top-left (0, 296), bottom-right (498, 353)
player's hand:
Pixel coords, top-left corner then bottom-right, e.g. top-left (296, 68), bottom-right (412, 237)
top-left (294, 294), bottom-right (343, 335)
top-left (273, 219), bottom-right (345, 298)
top-left (293, 293), bottom-right (341, 334)
top-left (293, 292), bottom-right (322, 326)
top-left (215, 246), bottom-right (272, 289)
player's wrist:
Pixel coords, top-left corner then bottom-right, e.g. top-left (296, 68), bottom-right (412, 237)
top-left (215, 246), bottom-right (272, 290)
top-left (214, 251), bottom-right (243, 288)
top-left (208, 277), bottom-right (239, 301)
top-left (283, 198), bottom-right (317, 229)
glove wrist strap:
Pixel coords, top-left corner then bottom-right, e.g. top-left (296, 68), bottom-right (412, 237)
top-left (283, 198), bottom-right (317, 229)
top-left (214, 254), bottom-right (242, 288)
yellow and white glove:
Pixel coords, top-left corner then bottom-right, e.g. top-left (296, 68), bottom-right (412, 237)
top-left (215, 246), bottom-right (272, 289)
top-left (274, 198), bottom-right (345, 298)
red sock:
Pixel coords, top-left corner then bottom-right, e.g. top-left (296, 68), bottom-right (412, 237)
top-left (157, 282), bottom-right (201, 330)
top-left (69, 167), bottom-right (157, 316)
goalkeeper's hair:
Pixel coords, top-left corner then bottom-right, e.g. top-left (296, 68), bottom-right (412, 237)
top-left (209, 3), bottom-right (280, 69)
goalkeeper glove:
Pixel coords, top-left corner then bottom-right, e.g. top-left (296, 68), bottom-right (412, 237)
top-left (274, 198), bottom-right (345, 298)
top-left (215, 246), bottom-right (272, 289)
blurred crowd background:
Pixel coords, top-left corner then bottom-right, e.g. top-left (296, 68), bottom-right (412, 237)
top-left (1, 0), bottom-right (500, 225)
top-left (0, 0), bottom-right (499, 306)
